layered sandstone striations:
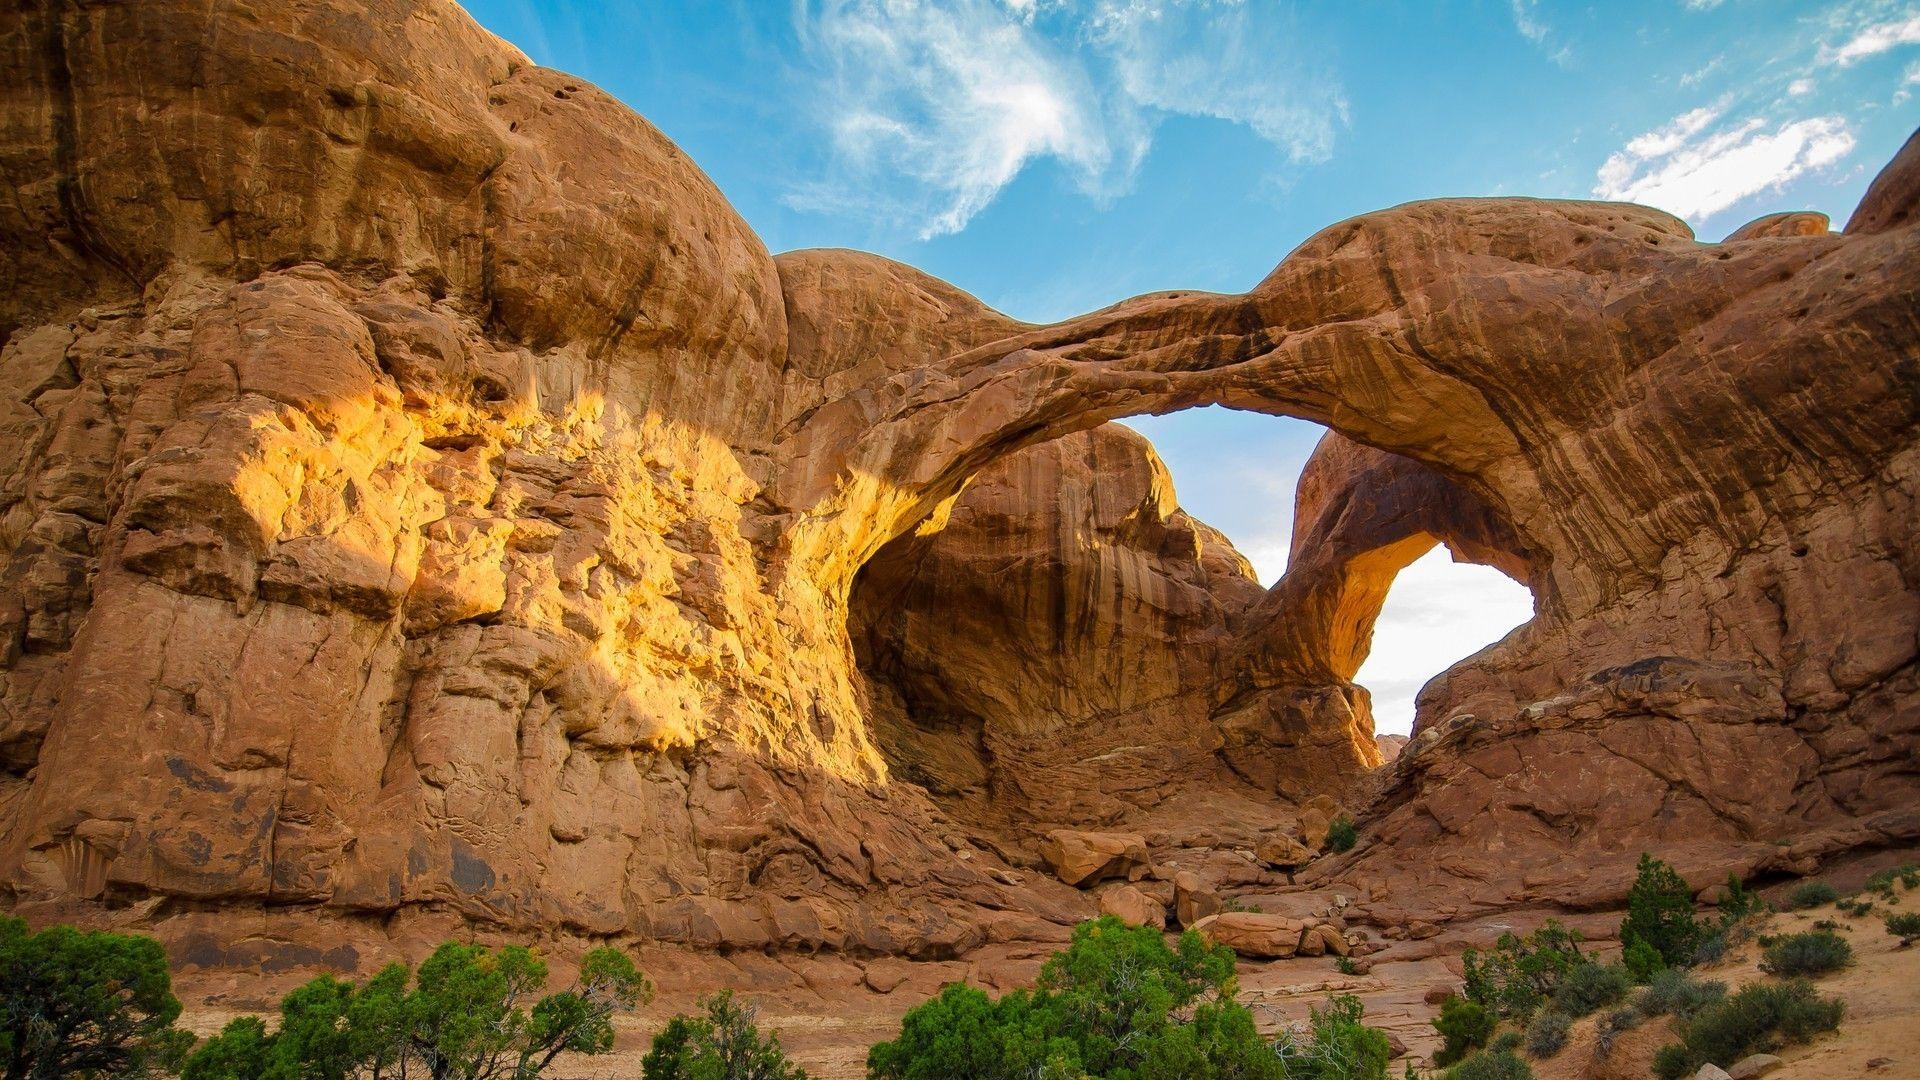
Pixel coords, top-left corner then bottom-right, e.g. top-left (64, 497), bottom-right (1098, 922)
top-left (1, 0), bottom-right (1916, 967)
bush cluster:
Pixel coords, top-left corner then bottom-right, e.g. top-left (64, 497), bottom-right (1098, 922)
top-left (1636, 968), bottom-right (1726, 1019)
top-left (1758, 930), bottom-right (1853, 978)
top-left (1784, 882), bottom-right (1838, 910)
top-left (1271, 994), bottom-right (1393, 1080)
top-left (868, 915), bottom-right (1308, 1079)
top-left (1519, 1011), bottom-right (1569, 1059)
top-left (1591, 1006), bottom-right (1642, 1059)
top-left (1548, 962), bottom-right (1630, 1019)
top-left (1460, 921), bottom-right (1585, 1021)
top-left (185, 942), bottom-right (650, 1080)
top-left (1650, 979), bottom-right (1844, 1080)
top-left (1886, 911), bottom-right (1920, 945)
top-left (1862, 863), bottom-right (1918, 896)
top-left (1445, 1048), bottom-right (1532, 1079)
top-left (643, 991), bottom-right (810, 1080)
top-left (1431, 996), bottom-right (1495, 1067)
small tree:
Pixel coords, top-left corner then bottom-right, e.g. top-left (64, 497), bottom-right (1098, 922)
top-left (0, 917), bottom-right (194, 1080)
top-left (1272, 995), bottom-right (1391, 1080)
top-left (183, 942), bottom-right (648, 1080)
top-left (1431, 994), bottom-right (1494, 1066)
top-left (1461, 921), bottom-right (1585, 1020)
top-left (642, 991), bottom-right (809, 1080)
top-left (1620, 855), bottom-right (1703, 975)
top-left (867, 916), bottom-right (1281, 1079)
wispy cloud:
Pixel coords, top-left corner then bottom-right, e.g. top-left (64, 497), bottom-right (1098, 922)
top-left (1508, 0), bottom-right (1574, 65)
top-left (1593, 106), bottom-right (1855, 222)
top-left (1898, 58), bottom-right (1920, 102)
top-left (788, 0), bottom-right (1346, 238)
top-left (1821, 11), bottom-right (1920, 66)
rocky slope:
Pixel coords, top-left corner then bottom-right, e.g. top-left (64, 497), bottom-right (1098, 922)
top-left (1, 0), bottom-right (1916, 978)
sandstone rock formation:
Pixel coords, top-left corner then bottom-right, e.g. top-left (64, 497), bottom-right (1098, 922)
top-left (1, 0), bottom-right (1916, 974)
top-left (1190, 912), bottom-right (1309, 959)
top-left (1037, 831), bottom-right (1152, 888)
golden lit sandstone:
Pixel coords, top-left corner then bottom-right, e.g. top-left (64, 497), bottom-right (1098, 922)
top-left (0, 0), bottom-right (1917, 965)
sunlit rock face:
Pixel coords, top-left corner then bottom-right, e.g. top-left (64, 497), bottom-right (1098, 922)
top-left (1, 0), bottom-right (1916, 958)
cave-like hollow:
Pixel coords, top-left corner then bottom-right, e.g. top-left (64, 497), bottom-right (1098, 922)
top-left (845, 407), bottom-right (1539, 844)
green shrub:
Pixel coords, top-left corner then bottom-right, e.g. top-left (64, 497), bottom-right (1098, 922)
top-left (1521, 1011), bottom-right (1569, 1058)
top-left (1651, 1043), bottom-right (1697, 1080)
top-left (1431, 995), bottom-right (1495, 1067)
top-left (184, 942), bottom-right (649, 1080)
top-left (1593, 1006), bottom-right (1641, 1059)
top-left (867, 916), bottom-right (1282, 1080)
top-left (1784, 882), bottom-right (1838, 910)
top-left (1327, 817), bottom-right (1358, 854)
top-left (1491, 1030), bottom-right (1522, 1053)
top-left (1650, 978), bottom-right (1844, 1079)
top-left (1549, 962), bottom-right (1630, 1018)
top-left (1637, 968), bottom-right (1725, 1019)
top-left (1886, 911), bottom-right (1920, 945)
top-left (1447, 1049), bottom-right (1532, 1080)
top-left (1622, 938), bottom-right (1665, 982)
top-left (1758, 930), bottom-right (1853, 977)
top-left (1715, 874), bottom-right (1766, 924)
top-left (1620, 854), bottom-right (1705, 974)
top-left (1335, 955), bottom-right (1360, 976)
top-left (1271, 994), bottom-right (1393, 1080)
top-left (0, 916), bottom-right (194, 1080)
top-left (1461, 921), bottom-right (1585, 1020)
top-left (643, 990), bottom-right (809, 1080)
top-left (1863, 863), bottom-right (1917, 896)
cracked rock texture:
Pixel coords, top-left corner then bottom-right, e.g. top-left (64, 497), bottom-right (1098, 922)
top-left (1, 0), bottom-right (1916, 966)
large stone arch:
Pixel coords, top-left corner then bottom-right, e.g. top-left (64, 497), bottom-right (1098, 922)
top-left (0, 0), bottom-right (1914, 954)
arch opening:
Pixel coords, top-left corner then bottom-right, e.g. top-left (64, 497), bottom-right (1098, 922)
top-left (846, 403), bottom-right (1538, 834)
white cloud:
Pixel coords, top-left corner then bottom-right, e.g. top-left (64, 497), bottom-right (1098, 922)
top-left (1681, 55), bottom-right (1725, 87)
top-left (1087, 1), bottom-right (1347, 165)
top-left (790, 1), bottom-right (1118, 238)
top-left (1685, 0), bottom-right (1725, 8)
top-left (1788, 77), bottom-right (1817, 95)
top-left (1510, 0), bottom-right (1549, 43)
top-left (1898, 58), bottom-right (1920, 102)
top-left (789, 0), bottom-right (1346, 238)
top-left (1355, 548), bottom-right (1534, 736)
top-left (1508, 0), bottom-right (1573, 64)
top-left (1593, 108), bottom-right (1856, 222)
top-left (1822, 12), bottom-right (1920, 66)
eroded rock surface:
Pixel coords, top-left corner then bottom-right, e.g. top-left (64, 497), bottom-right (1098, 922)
top-left (1, 0), bottom-right (1916, 971)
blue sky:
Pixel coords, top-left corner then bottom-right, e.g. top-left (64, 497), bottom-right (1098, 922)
top-left (462, 0), bottom-right (1920, 732)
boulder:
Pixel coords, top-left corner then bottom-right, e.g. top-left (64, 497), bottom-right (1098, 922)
top-left (1299, 795), bottom-right (1345, 850)
top-left (1174, 871), bottom-right (1223, 927)
top-left (1039, 830), bottom-right (1150, 888)
top-left (1097, 884), bottom-right (1166, 929)
top-left (1695, 1066), bottom-right (1733, 1080)
top-left (1316, 924), bottom-right (1350, 956)
top-left (1191, 912), bottom-right (1307, 959)
top-left (1256, 831), bottom-right (1313, 869)
top-left (1726, 1055), bottom-right (1782, 1080)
